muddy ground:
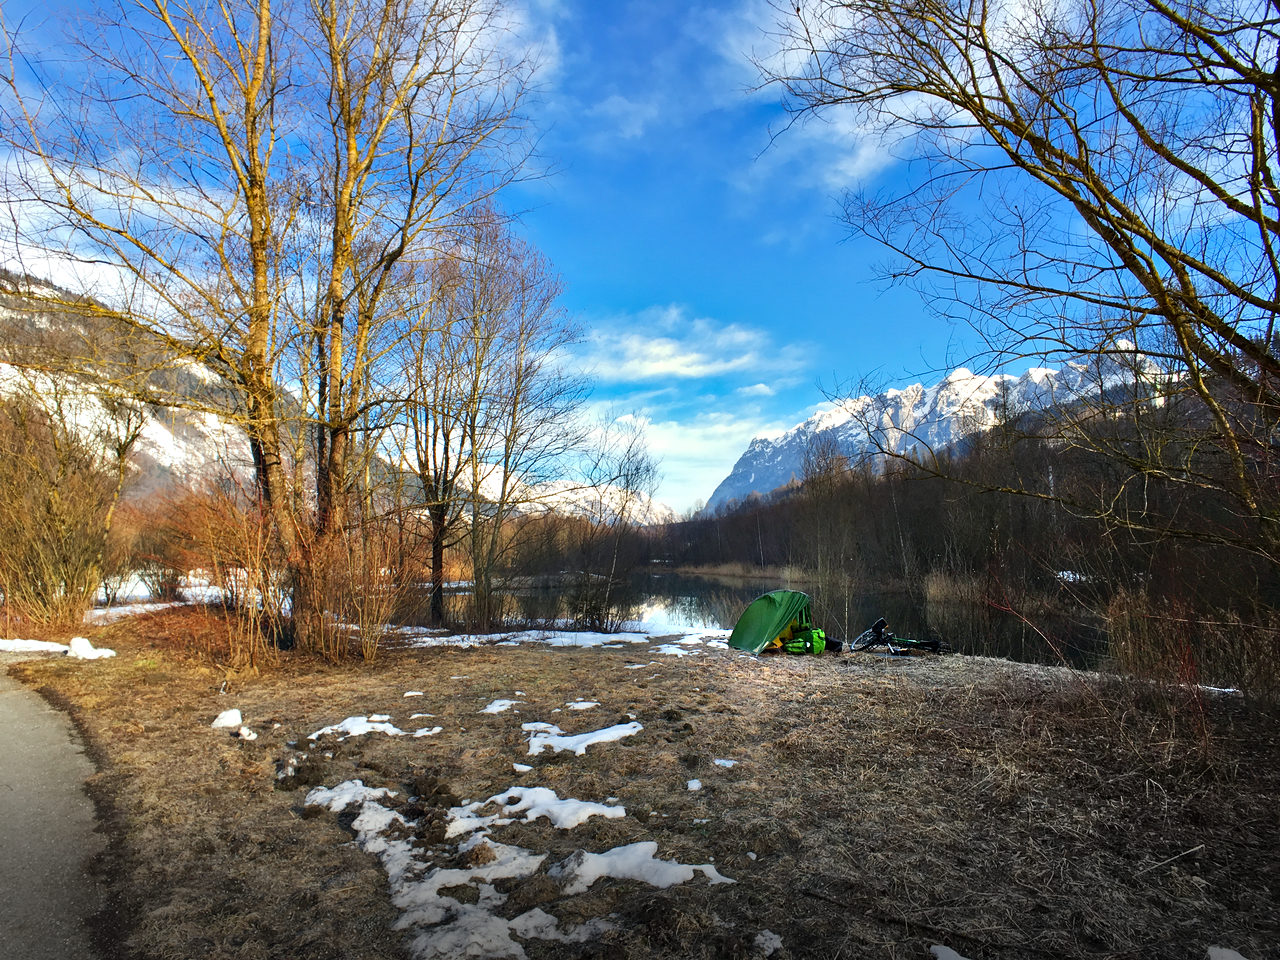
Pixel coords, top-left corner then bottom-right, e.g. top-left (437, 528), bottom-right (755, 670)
top-left (8, 607), bottom-right (1278, 960)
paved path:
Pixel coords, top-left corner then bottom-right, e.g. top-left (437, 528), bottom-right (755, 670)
top-left (0, 657), bottom-right (104, 959)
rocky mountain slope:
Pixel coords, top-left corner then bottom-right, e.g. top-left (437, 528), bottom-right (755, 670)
top-left (0, 271), bottom-right (675, 522)
top-left (706, 350), bottom-right (1155, 511)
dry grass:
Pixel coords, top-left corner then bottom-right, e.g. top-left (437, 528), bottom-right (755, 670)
top-left (9, 607), bottom-right (1280, 960)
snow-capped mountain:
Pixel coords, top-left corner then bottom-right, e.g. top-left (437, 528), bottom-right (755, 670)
top-left (1, 272), bottom-right (676, 523)
top-left (706, 349), bottom-right (1158, 511)
top-left (0, 362), bottom-right (256, 498)
top-left (521, 479), bottom-right (677, 526)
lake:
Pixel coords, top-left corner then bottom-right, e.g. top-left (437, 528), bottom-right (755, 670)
top-left (405, 570), bottom-right (1107, 669)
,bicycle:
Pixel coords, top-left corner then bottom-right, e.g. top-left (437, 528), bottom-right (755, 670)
top-left (849, 617), bottom-right (951, 655)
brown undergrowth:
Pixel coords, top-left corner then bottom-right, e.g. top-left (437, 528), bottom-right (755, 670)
top-left (8, 607), bottom-right (1279, 960)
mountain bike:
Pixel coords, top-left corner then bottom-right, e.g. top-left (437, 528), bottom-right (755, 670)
top-left (849, 617), bottom-right (951, 655)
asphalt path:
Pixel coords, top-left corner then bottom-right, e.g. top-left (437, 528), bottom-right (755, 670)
top-left (0, 655), bottom-right (104, 959)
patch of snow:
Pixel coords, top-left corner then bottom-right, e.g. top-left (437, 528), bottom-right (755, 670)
top-left (1208, 950), bottom-right (1251, 960)
top-left (308, 715), bottom-right (407, 740)
top-left (480, 698), bottom-right (521, 714)
top-left (413, 726), bottom-right (444, 738)
top-left (404, 628), bottom-right (655, 651)
top-left (566, 700), bottom-right (600, 710)
top-left (512, 763), bottom-right (533, 773)
top-left (485, 787), bottom-right (625, 830)
top-left (211, 709), bottom-right (243, 729)
top-left (0, 639), bottom-right (68, 654)
top-left (507, 908), bottom-right (614, 944)
top-left (652, 643), bottom-right (700, 657)
top-left (305, 779), bottom-right (397, 812)
top-left (523, 720), bottom-right (643, 756)
top-left (83, 600), bottom-right (187, 625)
top-left (404, 691), bottom-right (424, 697)
top-left (755, 930), bottom-right (783, 955)
top-left (687, 779), bottom-right (702, 791)
top-left (713, 758), bottom-right (736, 768)
top-left (237, 726), bottom-right (258, 741)
top-left (549, 841), bottom-right (734, 895)
top-left (66, 636), bottom-right (116, 659)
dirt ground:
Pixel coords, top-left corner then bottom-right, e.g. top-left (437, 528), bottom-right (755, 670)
top-left (9, 606), bottom-right (1279, 960)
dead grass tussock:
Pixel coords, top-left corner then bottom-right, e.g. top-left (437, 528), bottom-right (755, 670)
top-left (8, 607), bottom-right (1280, 960)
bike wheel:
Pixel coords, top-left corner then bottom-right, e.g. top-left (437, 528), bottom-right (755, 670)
top-left (850, 628), bottom-right (877, 652)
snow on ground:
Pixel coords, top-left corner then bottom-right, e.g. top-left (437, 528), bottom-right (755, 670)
top-left (400, 625), bottom-right (729, 654)
top-left (308, 715), bottom-right (407, 740)
top-left (67, 636), bottom-right (117, 659)
top-left (548, 841), bottom-right (733, 896)
top-left (522, 720), bottom-right (644, 757)
top-left (211, 709), bottom-right (243, 729)
top-left (84, 576), bottom-right (226, 624)
top-left (0, 639), bottom-right (69, 654)
top-left (481, 699), bottom-right (521, 714)
top-left (0, 637), bottom-right (116, 659)
top-left (299, 692), bottom-right (755, 960)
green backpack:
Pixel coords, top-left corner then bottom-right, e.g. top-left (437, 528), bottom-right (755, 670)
top-left (784, 627), bottom-right (826, 655)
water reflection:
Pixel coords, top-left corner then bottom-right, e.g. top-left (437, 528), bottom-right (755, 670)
top-left (390, 571), bottom-right (1104, 669)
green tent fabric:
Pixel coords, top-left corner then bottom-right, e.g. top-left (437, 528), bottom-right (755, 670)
top-left (728, 590), bottom-right (813, 654)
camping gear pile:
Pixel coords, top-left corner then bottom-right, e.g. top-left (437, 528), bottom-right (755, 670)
top-left (727, 591), bottom-right (829, 655)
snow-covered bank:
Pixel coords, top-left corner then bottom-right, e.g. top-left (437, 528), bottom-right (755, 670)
top-left (0, 636), bottom-right (116, 659)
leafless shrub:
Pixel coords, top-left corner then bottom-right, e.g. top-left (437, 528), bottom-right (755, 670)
top-left (337, 520), bottom-right (404, 663)
top-left (1108, 587), bottom-right (1280, 703)
top-left (0, 393), bottom-right (133, 625)
top-left (184, 484), bottom-right (285, 670)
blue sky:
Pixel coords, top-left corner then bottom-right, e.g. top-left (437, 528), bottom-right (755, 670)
top-left (2, 0), bottom-right (964, 513)
top-left (504, 0), bottom-right (955, 512)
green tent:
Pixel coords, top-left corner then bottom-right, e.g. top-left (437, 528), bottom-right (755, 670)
top-left (728, 590), bottom-right (814, 654)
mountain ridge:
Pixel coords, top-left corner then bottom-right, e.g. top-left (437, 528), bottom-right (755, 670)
top-left (706, 348), bottom-right (1156, 511)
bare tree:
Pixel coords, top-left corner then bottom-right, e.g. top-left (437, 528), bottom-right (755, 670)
top-left (762, 0), bottom-right (1280, 563)
top-left (1, 0), bottom-right (537, 651)
top-left (385, 210), bottom-right (585, 629)
top-left (455, 217), bottom-right (585, 630)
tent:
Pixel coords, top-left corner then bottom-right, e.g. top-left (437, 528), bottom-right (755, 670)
top-left (728, 590), bottom-right (815, 654)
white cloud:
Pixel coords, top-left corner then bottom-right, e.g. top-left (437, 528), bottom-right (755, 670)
top-left (499, 0), bottom-right (568, 86)
top-left (736, 382), bottom-right (775, 397)
top-left (578, 305), bottom-right (806, 384)
top-left (632, 409), bottom-right (794, 513)
top-left (586, 94), bottom-right (662, 141)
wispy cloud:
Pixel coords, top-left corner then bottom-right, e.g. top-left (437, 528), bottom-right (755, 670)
top-left (618, 408), bottom-right (800, 512)
top-left (578, 305), bottom-right (806, 383)
top-left (572, 305), bottom-right (818, 510)
top-left (586, 94), bottom-right (662, 141)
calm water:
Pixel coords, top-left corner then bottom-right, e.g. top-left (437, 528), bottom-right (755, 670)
top-left (396, 571), bottom-right (1105, 669)
top-left (629, 572), bottom-right (1106, 669)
